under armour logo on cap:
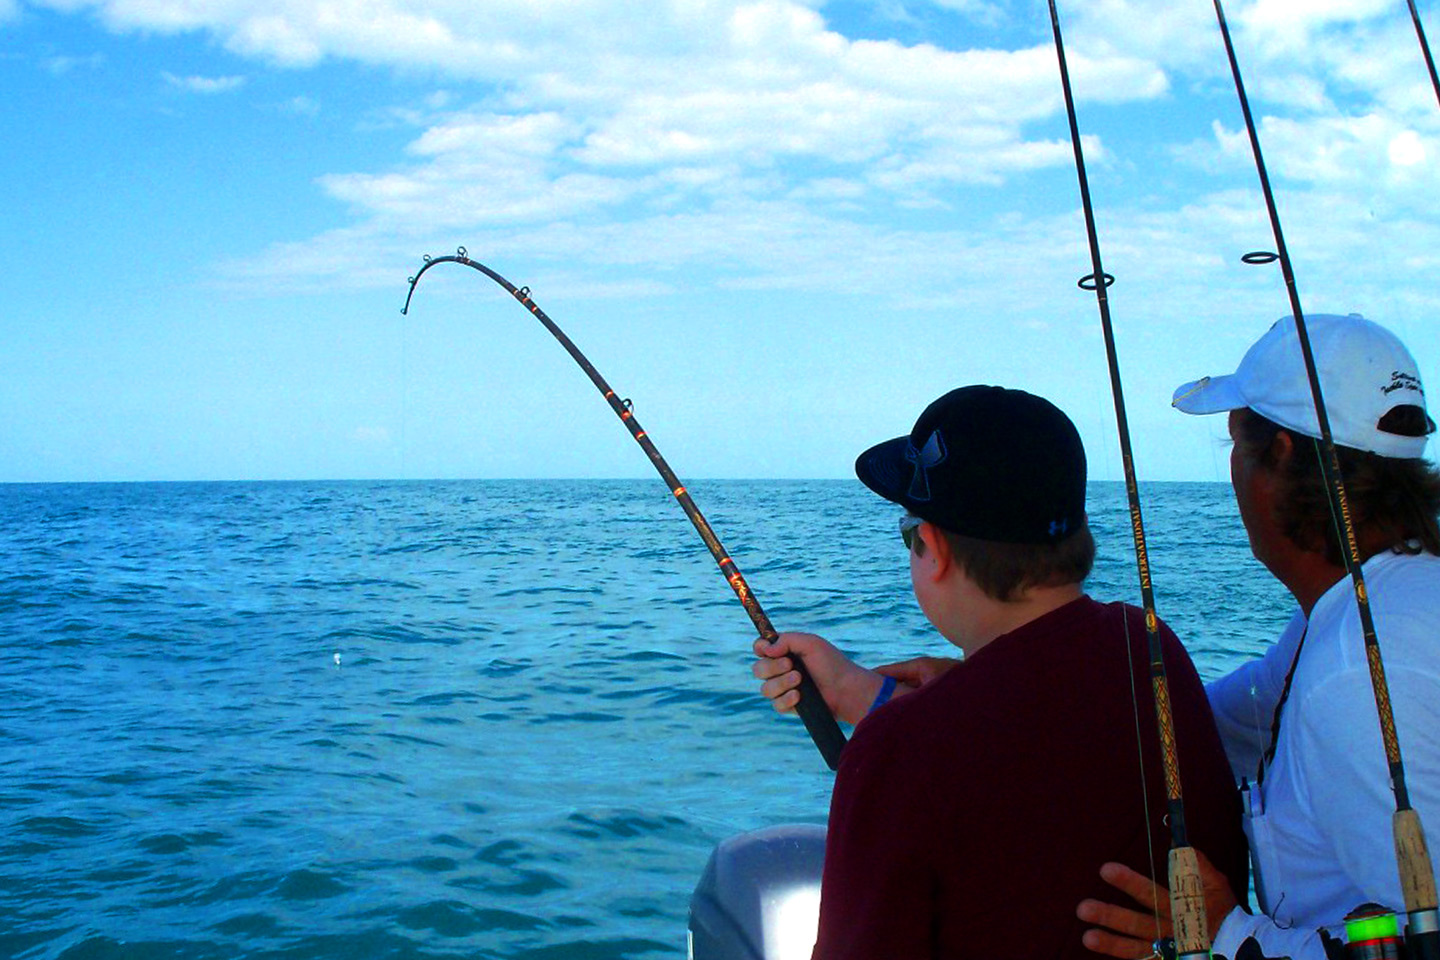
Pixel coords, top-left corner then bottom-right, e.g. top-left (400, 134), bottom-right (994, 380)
top-left (904, 429), bottom-right (947, 502)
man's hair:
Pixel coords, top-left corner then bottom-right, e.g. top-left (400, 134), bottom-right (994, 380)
top-left (1232, 407), bottom-right (1440, 564)
top-left (913, 522), bottom-right (1095, 602)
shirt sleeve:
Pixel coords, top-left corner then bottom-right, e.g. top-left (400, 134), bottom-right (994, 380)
top-left (1206, 610), bottom-right (1307, 782)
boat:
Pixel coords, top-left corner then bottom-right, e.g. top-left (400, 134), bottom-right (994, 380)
top-left (688, 823), bottom-right (827, 960)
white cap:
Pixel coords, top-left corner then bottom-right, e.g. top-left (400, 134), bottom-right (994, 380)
top-left (1172, 313), bottom-right (1432, 458)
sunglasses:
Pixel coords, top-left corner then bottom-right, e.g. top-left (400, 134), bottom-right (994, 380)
top-left (899, 514), bottom-right (923, 551)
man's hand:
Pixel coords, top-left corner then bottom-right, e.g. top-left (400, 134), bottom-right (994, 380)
top-left (875, 656), bottom-right (961, 687)
top-left (1076, 852), bottom-right (1239, 959)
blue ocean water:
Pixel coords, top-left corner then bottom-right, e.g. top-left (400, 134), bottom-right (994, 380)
top-left (0, 480), bottom-right (1294, 959)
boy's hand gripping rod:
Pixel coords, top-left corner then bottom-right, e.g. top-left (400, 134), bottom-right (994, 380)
top-left (403, 250), bottom-right (848, 771)
top-left (1046, 5), bottom-right (1212, 958)
top-left (1211, 4), bottom-right (1439, 957)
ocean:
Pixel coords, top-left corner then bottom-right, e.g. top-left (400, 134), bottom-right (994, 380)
top-left (0, 479), bottom-right (1294, 959)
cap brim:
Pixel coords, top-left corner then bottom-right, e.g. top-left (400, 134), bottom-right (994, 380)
top-left (1172, 374), bottom-right (1247, 416)
top-left (854, 436), bottom-right (913, 507)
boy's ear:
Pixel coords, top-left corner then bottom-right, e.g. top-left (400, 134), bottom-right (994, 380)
top-left (917, 522), bottom-right (953, 581)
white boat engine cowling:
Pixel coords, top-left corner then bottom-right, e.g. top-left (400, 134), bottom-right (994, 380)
top-left (687, 823), bottom-right (826, 960)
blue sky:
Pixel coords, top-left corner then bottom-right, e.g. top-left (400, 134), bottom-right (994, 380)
top-left (2, 0), bottom-right (1438, 482)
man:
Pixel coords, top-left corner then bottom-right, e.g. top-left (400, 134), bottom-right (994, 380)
top-left (753, 384), bottom-right (1247, 960)
top-left (1078, 314), bottom-right (1440, 960)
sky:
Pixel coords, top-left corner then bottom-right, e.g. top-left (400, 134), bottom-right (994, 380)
top-left (2, 0), bottom-right (1438, 483)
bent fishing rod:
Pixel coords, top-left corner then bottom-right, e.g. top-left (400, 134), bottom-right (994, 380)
top-left (402, 249), bottom-right (848, 771)
top-left (1212, 3), bottom-right (1440, 956)
top-left (1047, 5), bottom-right (1211, 958)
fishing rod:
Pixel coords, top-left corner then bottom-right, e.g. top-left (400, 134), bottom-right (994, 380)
top-left (1211, 4), bottom-right (1440, 958)
top-left (1046, 5), bottom-right (1210, 958)
top-left (402, 249), bottom-right (848, 772)
top-left (1408, 1), bottom-right (1440, 110)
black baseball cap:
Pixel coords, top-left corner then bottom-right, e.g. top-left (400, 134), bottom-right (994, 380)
top-left (854, 385), bottom-right (1087, 544)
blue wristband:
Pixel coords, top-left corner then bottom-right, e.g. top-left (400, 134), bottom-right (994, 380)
top-left (868, 675), bottom-right (898, 715)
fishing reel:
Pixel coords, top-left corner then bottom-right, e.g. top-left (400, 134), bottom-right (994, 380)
top-left (1326, 903), bottom-right (1438, 960)
top-left (1150, 903), bottom-right (1435, 960)
top-left (1334, 905), bottom-right (1407, 960)
top-left (1151, 934), bottom-right (1284, 960)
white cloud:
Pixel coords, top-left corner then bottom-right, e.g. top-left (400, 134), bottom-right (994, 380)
top-left (42, 0), bottom-right (572, 73)
top-left (1389, 129), bottom-right (1426, 166)
top-left (1059, 1), bottom-right (1204, 60)
top-left (162, 70), bottom-right (246, 93)
top-left (318, 111), bottom-right (650, 229)
top-left (44, 52), bottom-right (105, 73)
top-left (1242, 0), bottom-right (1395, 45)
top-left (1210, 110), bottom-right (1439, 206)
top-left (284, 2), bottom-right (1167, 251)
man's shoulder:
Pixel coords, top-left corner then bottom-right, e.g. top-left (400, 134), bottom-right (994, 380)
top-left (1313, 549), bottom-right (1440, 665)
top-left (1367, 549), bottom-right (1440, 610)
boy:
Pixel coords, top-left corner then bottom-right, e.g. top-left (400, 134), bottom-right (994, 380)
top-left (754, 384), bottom-right (1246, 960)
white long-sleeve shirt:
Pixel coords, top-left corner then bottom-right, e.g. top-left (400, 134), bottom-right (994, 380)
top-left (1206, 550), bottom-right (1440, 960)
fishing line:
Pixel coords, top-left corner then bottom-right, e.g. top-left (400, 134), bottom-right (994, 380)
top-left (1045, 6), bottom-right (1212, 958)
top-left (399, 306), bottom-right (409, 481)
top-left (1408, 0), bottom-right (1440, 111)
top-left (1210, 3), bottom-right (1440, 956)
top-left (402, 249), bottom-right (848, 772)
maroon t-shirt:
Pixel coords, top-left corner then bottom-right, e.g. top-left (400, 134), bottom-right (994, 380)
top-left (813, 596), bottom-right (1247, 960)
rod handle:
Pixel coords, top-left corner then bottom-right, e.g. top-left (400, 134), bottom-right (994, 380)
top-left (1397, 808), bottom-right (1440, 917)
top-left (1169, 846), bottom-right (1212, 960)
top-left (787, 656), bottom-right (845, 771)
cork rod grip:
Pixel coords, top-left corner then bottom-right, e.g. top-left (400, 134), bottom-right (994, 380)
top-left (1168, 846), bottom-right (1211, 960)
top-left (1396, 809), bottom-right (1439, 915)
